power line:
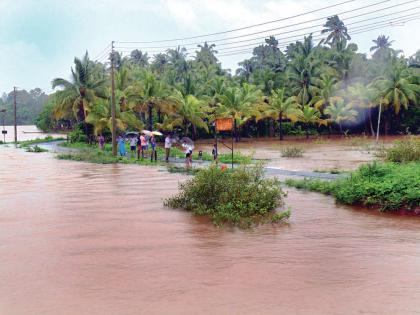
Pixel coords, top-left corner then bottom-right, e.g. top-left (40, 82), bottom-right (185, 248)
top-left (115, 0), bottom-right (415, 50)
top-left (114, 8), bottom-right (420, 56)
top-left (215, 11), bottom-right (420, 55)
top-left (216, 15), bottom-right (420, 57)
top-left (93, 43), bottom-right (112, 61)
top-left (115, 0), bottom-right (356, 44)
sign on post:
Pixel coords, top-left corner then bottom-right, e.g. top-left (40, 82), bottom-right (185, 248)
top-left (215, 118), bottom-right (233, 131)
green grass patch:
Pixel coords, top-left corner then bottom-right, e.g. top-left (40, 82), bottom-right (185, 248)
top-left (313, 168), bottom-right (344, 174)
top-left (18, 136), bottom-right (64, 148)
top-left (59, 141), bottom-right (252, 164)
top-left (165, 163), bottom-right (290, 228)
top-left (285, 162), bottom-right (420, 212)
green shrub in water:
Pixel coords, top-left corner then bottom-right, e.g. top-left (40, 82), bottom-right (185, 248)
top-left (384, 136), bottom-right (420, 163)
top-left (281, 146), bottom-right (304, 157)
top-left (285, 162), bottom-right (420, 212)
top-left (25, 145), bottom-right (48, 153)
top-left (165, 163), bottom-right (289, 227)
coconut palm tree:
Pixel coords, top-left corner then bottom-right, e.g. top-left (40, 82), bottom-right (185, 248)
top-left (296, 105), bottom-right (321, 139)
top-left (324, 98), bottom-right (357, 134)
top-left (346, 83), bottom-right (378, 136)
top-left (373, 62), bottom-right (419, 136)
top-left (167, 90), bottom-right (209, 139)
top-left (266, 88), bottom-right (299, 140)
top-left (370, 35), bottom-right (394, 53)
top-left (86, 99), bottom-right (142, 135)
top-left (52, 52), bottom-right (107, 134)
top-left (321, 15), bottom-right (351, 47)
top-left (125, 70), bottom-right (169, 131)
top-left (288, 55), bottom-right (321, 105)
top-left (130, 49), bottom-right (149, 67)
top-left (311, 74), bottom-right (339, 110)
top-left (217, 83), bottom-right (262, 141)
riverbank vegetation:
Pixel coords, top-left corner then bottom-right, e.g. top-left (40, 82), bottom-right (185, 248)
top-left (165, 164), bottom-right (290, 227)
top-left (17, 136), bottom-right (64, 147)
top-left (35, 15), bottom-right (419, 142)
top-left (286, 138), bottom-right (420, 212)
top-left (58, 141), bottom-right (251, 164)
top-left (285, 162), bottom-right (419, 212)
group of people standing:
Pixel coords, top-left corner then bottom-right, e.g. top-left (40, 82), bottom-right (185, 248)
top-left (98, 132), bottom-right (219, 167)
top-left (117, 133), bottom-right (157, 161)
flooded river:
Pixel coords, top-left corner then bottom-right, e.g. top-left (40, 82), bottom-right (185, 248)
top-left (1, 143), bottom-right (420, 314)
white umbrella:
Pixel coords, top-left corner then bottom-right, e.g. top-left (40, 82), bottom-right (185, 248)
top-left (141, 130), bottom-right (153, 136)
top-left (151, 131), bottom-right (163, 136)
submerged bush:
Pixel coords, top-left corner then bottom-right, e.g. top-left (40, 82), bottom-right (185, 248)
top-left (285, 162), bottom-right (420, 212)
top-left (281, 146), bottom-right (304, 157)
top-left (165, 163), bottom-right (289, 227)
top-left (25, 145), bottom-right (48, 153)
top-left (384, 136), bottom-right (420, 163)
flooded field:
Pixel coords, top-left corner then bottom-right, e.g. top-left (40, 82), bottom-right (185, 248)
top-left (0, 125), bottom-right (63, 143)
top-left (1, 139), bottom-right (420, 314)
top-left (196, 136), bottom-right (401, 171)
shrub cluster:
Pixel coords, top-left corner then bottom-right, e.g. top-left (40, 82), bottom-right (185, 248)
top-left (25, 145), bottom-right (48, 153)
top-left (165, 163), bottom-right (289, 227)
top-left (384, 136), bottom-right (420, 163)
top-left (286, 162), bottom-right (420, 212)
top-left (281, 146), bottom-right (304, 157)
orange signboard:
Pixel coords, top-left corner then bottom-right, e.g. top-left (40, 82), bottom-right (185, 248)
top-left (215, 118), bottom-right (233, 131)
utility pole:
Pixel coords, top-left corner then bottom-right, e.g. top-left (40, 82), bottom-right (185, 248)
top-left (13, 87), bottom-right (17, 143)
top-left (110, 41), bottom-right (117, 156)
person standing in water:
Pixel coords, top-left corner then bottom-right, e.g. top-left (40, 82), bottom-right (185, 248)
top-left (129, 136), bottom-right (138, 159)
top-left (118, 136), bottom-right (126, 157)
top-left (139, 133), bottom-right (147, 158)
top-left (212, 143), bottom-right (218, 161)
top-left (164, 134), bottom-right (172, 162)
top-left (98, 134), bottom-right (105, 150)
top-left (150, 135), bottom-right (157, 162)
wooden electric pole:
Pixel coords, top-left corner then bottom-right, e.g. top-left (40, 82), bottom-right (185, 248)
top-left (110, 41), bottom-right (117, 156)
top-left (13, 87), bottom-right (17, 143)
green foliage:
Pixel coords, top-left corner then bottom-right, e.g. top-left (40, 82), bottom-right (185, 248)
top-left (68, 124), bottom-right (88, 143)
top-left (165, 163), bottom-right (289, 227)
top-left (25, 145), bottom-right (48, 153)
top-left (384, 137), bottom-right (420, 163)
top-left (38, 20), bottom-right (420, 140)
top-left (285, 162), bottom-right (420, 212)
top-left (281, 146), bottom-right (304, 157)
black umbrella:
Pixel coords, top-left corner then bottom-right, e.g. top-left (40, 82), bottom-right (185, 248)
top-left (124, 131), bottom-right (139, 138)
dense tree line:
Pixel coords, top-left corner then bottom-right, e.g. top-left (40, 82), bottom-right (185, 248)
top-left (0, 89), bottom-right (49, 125)
top-left (39, 16), bottom-right (420, 140)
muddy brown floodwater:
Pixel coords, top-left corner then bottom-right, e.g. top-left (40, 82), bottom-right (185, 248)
top-left (1, 145), bottom-right (420, 315)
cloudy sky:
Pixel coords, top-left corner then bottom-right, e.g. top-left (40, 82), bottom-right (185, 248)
top-left (1, 0), bottom-right (419, 94)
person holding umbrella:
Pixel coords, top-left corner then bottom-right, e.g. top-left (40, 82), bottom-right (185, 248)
top-left (181, 137), bottom-right (194, 168)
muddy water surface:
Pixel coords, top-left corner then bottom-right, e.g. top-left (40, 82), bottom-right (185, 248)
top-left (1, 145), bottom-right (420, 315)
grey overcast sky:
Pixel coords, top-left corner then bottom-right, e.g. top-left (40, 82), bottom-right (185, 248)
top-left (1, 0), bottom-right (419, 94)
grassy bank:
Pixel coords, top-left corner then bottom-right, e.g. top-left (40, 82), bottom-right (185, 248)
top-left (165, 164), bottom-right (290, 228)
top-left (285, 162), bottom-right (420, 212)
top-left (18, 136), bottom-right (65, 147)
top-left (59, 141), bottom-right (252, 164)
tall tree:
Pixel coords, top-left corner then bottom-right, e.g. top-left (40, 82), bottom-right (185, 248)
top-left (324, 98), bottom-right (357, 134)
top-left (217, 84), bottom-right (263, 141)
top-left (321, 15), bottom-right (351, 47)
top-left (266, 88), bottom-right (299, 140)
top-left (52, 52), bottom-right (107, 134)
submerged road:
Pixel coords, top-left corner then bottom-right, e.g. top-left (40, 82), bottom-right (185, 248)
top-left (37, 141), bottom-right (343, 180)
